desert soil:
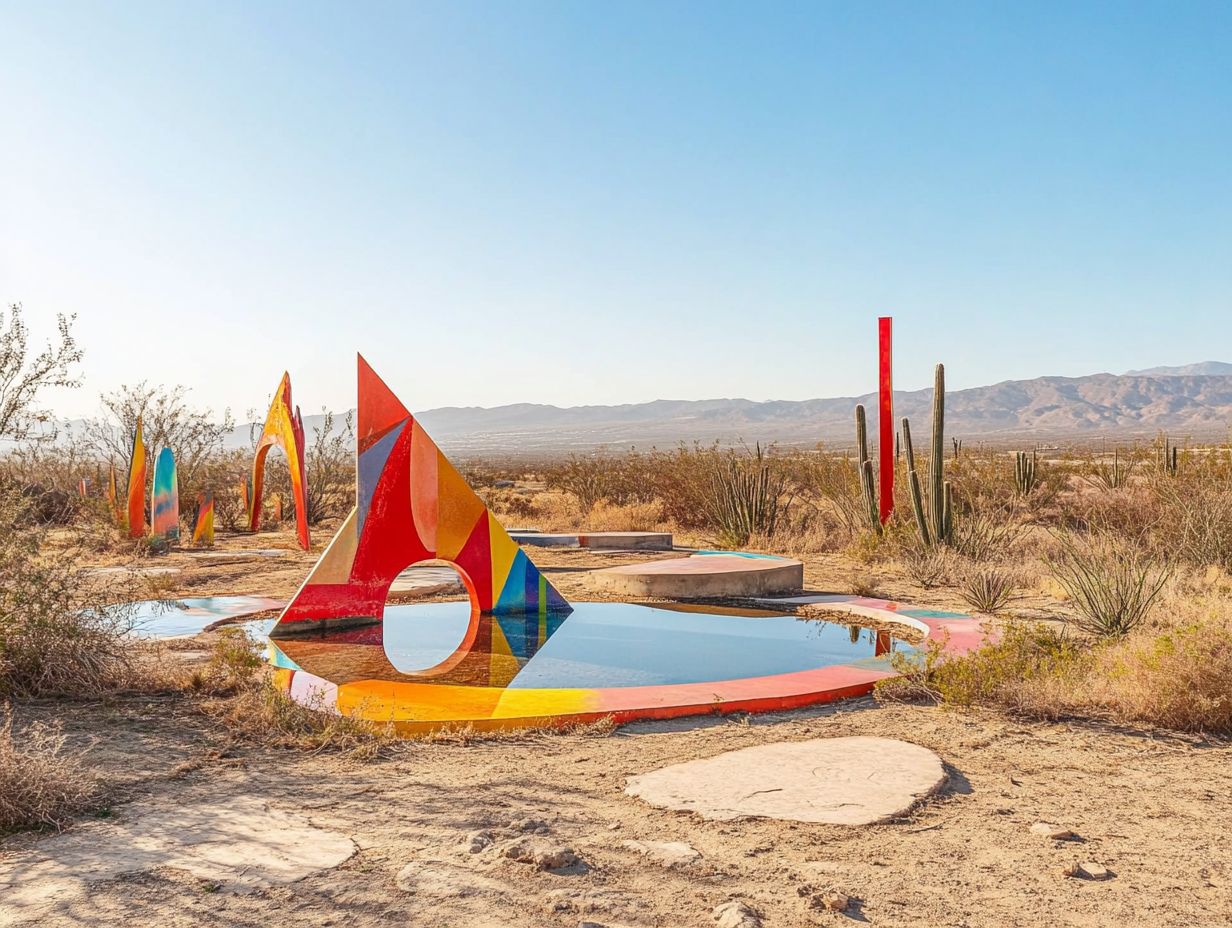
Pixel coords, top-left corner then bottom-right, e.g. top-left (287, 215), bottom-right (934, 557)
top-left (4, 526), bottom-right (1231, 927)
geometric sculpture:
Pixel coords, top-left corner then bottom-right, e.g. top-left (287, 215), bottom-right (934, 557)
top-left (151, 446), bottom-right (179, 542)
top-left (192, 492), bottom-right (215, 546)
top-left (249, 372), bottom-right (309, 550)
top-left (269, 355), bottom-right (570, 637)
top-left (878, 316), bottom-right (894, 525)
top-left (126, 416), bottom-right (148, 538)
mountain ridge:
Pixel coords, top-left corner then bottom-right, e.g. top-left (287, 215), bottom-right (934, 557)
top-left (214, 366), bottom-right (1232, 455)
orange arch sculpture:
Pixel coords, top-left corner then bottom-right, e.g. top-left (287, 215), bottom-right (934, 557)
top-left (249, 373), bottom-right (310, 550)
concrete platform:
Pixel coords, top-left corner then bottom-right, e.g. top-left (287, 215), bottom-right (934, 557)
top-left (588, 552), bottom-right (803, 598)
top-left (625, 736), bottom-right (946, 825)
top-left (511, 531), bottom-right (673, 551)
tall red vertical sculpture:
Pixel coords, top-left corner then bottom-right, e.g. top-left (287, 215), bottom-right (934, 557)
top-left (249, 373), bottom-right (310, 550)
top-left (878, 316), bottom-right (894, 525)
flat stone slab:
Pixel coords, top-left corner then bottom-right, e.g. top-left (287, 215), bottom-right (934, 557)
top-left (589, 553), bottom-right (802, 598)
top-left (511, 531), bottom-right (673, 550)
top-left (0, 795), bottom-right (356, 922)
top-left (625, 736), bottom-right (946, 825)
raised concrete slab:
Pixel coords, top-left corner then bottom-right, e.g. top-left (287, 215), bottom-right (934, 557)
top-left (625, 736), bottom-right (946, 825)
top-left (0, 795), bottom-right (356, 921)
top-left (511, 531), bottom-right (673, 550)
top-left (589, 553), bottom-right (802, 598)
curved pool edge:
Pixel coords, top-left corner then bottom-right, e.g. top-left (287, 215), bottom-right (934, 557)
top-left (268, 594), bottom-right (986, 735)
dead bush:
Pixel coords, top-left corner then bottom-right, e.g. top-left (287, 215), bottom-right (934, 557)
top-left (0, 711), bottom-right (103, 834)
top-left (0, 490), bottom-right (141, 698)
top-left (197, 632), bottom-right (394, 757)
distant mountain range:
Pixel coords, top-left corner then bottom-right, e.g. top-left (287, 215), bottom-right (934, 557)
top-left (216, 362), bottom-right (1232, 455)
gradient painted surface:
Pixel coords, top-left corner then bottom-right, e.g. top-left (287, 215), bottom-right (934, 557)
top-left (270, 355), bottom-right (570, 636)
top-left (126, 417), bottom-right (147, 538)
top-left (192, 492), bottom-right (214, 547)
top-left (268, 595), bottom-right (983, 734)
top-left (878, 315), bottom-right (894, 525)
top-left (249, 372), bottom-right (310, 550)
top-left (150, 446), bottom-right (179, 541)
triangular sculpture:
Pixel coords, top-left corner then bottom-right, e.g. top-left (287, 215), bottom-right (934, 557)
top-left (249, 372), bottom-right (310, 550)
top-left (269, 355), bottom-right (571, 637)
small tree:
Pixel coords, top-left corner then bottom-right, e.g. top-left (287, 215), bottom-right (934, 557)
top-left (84, 383), bottom-right (234, 494)
top-left (305, 409), bottom-right (354, 525)
top-left (0, 304), bottom-right (83, 441)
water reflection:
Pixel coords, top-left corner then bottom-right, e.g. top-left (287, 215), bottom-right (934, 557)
top-left (263, 601), bottom-right (914, 691)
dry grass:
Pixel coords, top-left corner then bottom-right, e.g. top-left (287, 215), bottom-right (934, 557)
top-left (957, 563), bottom-right (1020, 614)
top-left (0, 710), bottom-right (103, 834)
top-left (0, 489), bottom-right (146, 698)
top-left (194, 630), bottom-right (396, 758)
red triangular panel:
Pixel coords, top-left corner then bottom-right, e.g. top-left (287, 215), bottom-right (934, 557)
top-left (358, 353), bottom-right (412, 452)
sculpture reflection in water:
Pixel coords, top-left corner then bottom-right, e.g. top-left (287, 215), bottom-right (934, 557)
top-left (270, 605), bottom-right (569, 690)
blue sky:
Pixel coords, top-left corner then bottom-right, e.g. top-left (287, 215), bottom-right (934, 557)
top-left (2, 1), bottom-right (1229, 420)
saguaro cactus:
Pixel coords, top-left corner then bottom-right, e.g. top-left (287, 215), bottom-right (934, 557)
top-left (902, 363), bottom-right (953, 547)
top-left (1015, 449), bottom-right (1040, 497)
top-left (854, 404), bottom-right (881, 533)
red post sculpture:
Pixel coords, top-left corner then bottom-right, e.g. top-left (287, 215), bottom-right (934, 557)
top-left (878, 316), bottom-right (894, 525)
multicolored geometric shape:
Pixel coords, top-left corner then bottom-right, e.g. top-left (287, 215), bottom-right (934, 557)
top-left (878, 315), bottom-right (894, 525)
top-left (193, 492), bottom-right (215, 547)
top-left (126, 417), bottom-right (147, 539)
top-left (151, 446), bottom-right (179, 542)
top-left (270, 355), bottom-right (571, 637)
top-left (249, 373), bottom-right (309, 550)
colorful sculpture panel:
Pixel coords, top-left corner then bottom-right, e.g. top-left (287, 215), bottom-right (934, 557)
top-left (878, 316), bottom-right (894, 525)
top-left (126, 417), bottom-right (147, 538)
top-left (193, 492), bottom-right (215, 547)
top-left (249, 373), bottom-right (309, 550)
top-left (270, 355), bottom-right (571, 637)
top-left (151, 446), bottom-right (179, 542)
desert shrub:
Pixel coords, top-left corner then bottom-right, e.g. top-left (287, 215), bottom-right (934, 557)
top-left (899, 543), bottom-right (957, 589)
top-left (958, 563), bottom-right (1019, 614)
top-left (950, 504), bottom-right (1025, 561)
top-left (1153, 471), bottom-right (1232, 570)
top-left (0, 711), bottom-right (103, 833)
top-left (783, 449), bottom-right (867, 545)
top-left (197, 632), bottom-right (393, 756)
top-left (1047, 531), bottom-right (1170, 639)
top-left (545, 451), bottom-right (652, 511)
top-left (876, 622), bottom-right (1087, 717)
top-left (305, 409), bottom-right (355, 524)
top-left (1089, 611), bottom-right (1232, 732)
top-left (0, 490), bottom-right (139, 697)
top-left (585, 498), bottom-right (664, 532)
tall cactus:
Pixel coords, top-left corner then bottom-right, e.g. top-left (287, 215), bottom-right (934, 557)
top-left (1158, 434), bottom-right (1179, 476)
top-left (1015, 449), bottom-right (1039, 496)
top-left (854, 404), bottom-right (881, 533)
top-left (902, 363), bottom-right (953, 547)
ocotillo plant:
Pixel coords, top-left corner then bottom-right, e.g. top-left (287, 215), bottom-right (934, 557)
top-left (854, 404), bottom-right (881, 533)
top-left (902, 363), bottom-right (953, 547)
top-left (1015, 449), bottom-right (1040, 497)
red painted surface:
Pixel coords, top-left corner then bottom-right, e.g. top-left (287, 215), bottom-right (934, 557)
top-left (878, 316), bottom-right (894, 525)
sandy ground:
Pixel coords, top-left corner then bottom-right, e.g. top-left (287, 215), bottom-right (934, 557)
top-left (5, 527), bottom-right (1232, 927)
